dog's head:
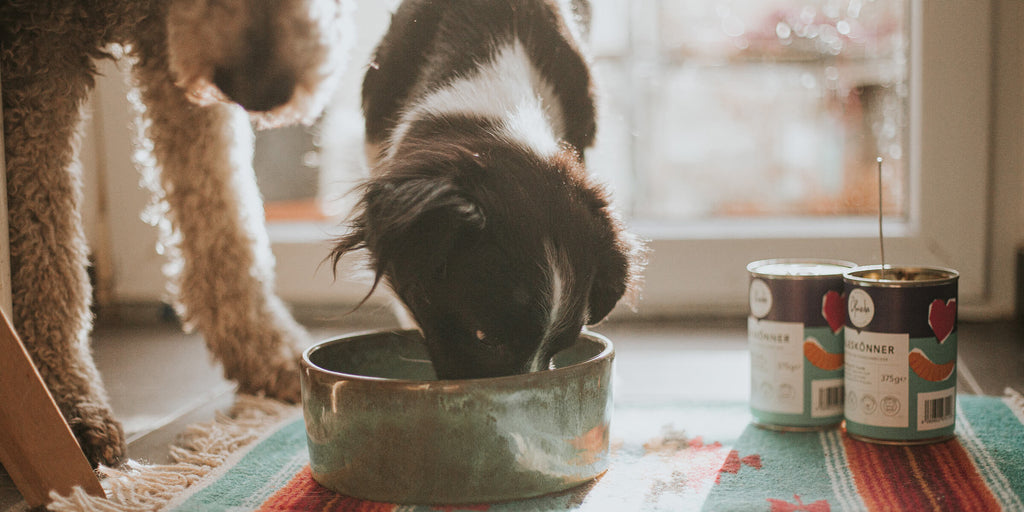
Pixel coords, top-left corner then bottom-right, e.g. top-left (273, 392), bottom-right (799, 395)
top-left (166, 0), bottom-right (354, 127)
top-left (332, 137), bottom-right (643, 379)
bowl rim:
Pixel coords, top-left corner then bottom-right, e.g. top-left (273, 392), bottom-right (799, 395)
top-left (301, 328), bottom-right (614, 385)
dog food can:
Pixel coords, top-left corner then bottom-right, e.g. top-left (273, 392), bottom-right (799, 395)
top-left (747, 259), bottom-right (856, 430)
top-left (842, 265), bottom-right (959, 444)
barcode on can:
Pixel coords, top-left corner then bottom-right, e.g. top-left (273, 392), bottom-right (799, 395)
top-left (820, 386), bottom-right (843, 408)
top-left (811, 379), bottom-right (843, 418)
top-left (918, 388), bottom-right (956, 430)
top-left (923, 396), bottom-right (953, 422)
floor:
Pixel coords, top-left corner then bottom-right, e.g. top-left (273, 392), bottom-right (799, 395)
top-left (2, 307), bottom-right (1022, 509)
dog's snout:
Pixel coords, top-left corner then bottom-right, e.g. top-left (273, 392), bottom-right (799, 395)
top-left (213, 62), bottom-right (296, 113)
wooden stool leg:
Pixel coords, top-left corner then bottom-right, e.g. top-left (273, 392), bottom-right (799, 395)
top-left (0, 309), bottom-right (105, 507)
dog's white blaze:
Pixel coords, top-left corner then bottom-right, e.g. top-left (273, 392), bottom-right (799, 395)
top-left (388, 41), bottom-right (564, 160)
top-left (530, 242), bottom-right (573, 372)
top-left (548, 263), bottom-right (566, 336)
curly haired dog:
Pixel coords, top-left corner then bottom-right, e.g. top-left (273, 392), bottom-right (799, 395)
top-left (332, 0), bottom-right (644, 379)
top-left (1, 0), bottom-right (352, 466)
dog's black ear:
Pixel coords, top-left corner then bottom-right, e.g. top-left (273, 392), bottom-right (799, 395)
top-left (587, 242), bottom-right (630, 325)
top-left (584, 195), bottom-right (646, 325)
top-left (333, 176), bottom-right (485, 294)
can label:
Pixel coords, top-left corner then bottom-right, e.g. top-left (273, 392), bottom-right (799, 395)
top-left (747, 260), bottom-right (855, 429)
top-left (843, 266), bottom-right (958, 443)
top-left (748, 317), bottom-right (806, 415)
top-left (748, 317), bottom-right (845, 419)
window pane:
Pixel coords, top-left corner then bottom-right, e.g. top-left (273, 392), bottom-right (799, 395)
top-left (587, 0), bottom-right (908, 223)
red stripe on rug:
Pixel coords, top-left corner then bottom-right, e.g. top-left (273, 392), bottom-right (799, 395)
top-left (257, 465), bottom-right (397, 512)
top-left (926, 439), bottom-right (1001, 511)
top-left (842, 433), bottom-right (1000, 511)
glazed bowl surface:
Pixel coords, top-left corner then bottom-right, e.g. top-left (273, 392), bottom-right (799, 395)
top-left (300, 329), bottom-right (614, 504)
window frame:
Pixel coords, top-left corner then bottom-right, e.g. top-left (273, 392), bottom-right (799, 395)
top-left (620, 0), bottom-right (995, 317)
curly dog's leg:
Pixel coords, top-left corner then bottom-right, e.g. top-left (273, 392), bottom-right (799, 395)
top-left (1, 36), bottom-right (125, 466)
top-left (127, 12), bottom-right (309, 403)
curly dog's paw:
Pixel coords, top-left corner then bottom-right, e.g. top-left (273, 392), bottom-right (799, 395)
top-left (232, 355), bottom-right (302, 403)
top-left (66, 401), bottom-right (126, 468)
top-left (217, 319), bottom-right (308, 404)
top-left (250, 359), bottom-right (303, 404)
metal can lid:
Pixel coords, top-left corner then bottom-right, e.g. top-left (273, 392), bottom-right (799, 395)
top-left (843, 265), bottom-right (959, 287)
top-left (747, 259), bottom-right (858, 279)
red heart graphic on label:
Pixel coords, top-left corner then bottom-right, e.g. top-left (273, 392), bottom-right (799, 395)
top-left (928, 298), bottom-right (956, 343)
top-left (821, 290), bottom-right (846, 334)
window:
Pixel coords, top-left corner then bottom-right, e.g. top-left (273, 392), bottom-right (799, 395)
top-left (600, 1), bottom-right (908, 222)
top-left (92, 1), bottom-right (1002, 317)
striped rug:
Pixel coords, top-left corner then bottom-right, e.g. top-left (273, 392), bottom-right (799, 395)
top-left (47, 390), bottom-right (1024, 512)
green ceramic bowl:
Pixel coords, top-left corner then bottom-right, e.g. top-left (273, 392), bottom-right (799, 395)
top-left (300, 329), bottom-right (614, 504)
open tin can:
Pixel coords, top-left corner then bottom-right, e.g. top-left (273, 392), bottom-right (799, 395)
top-left (747, 259), bottom-right (857, 430)
top-left (842, 265), bottom-right (959, 444)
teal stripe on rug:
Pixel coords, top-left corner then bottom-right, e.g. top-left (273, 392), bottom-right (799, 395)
top-left (957, 394), bottom-right (1024, 510)
top-left (168, 416), bottom-right (309, 512)
top-left (818, 429), bottom-right (867, 511)
top-left (700, 424), bottom-right (839, 512)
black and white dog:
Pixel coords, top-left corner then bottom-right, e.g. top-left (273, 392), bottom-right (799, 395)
top-left (332, 0), bottom-right (643, 379)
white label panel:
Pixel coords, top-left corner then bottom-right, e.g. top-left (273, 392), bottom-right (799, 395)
top-left (844, 328), bottom-right (909, 428)
top-left (749, 317), bottom-right (804, 414)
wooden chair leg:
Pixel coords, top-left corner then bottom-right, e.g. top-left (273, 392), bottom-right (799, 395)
top-left (0, 308), bottom-right (105, 508)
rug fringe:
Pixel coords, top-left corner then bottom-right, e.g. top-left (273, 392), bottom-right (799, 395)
top-left (45, 394), bottom-right (298, 512)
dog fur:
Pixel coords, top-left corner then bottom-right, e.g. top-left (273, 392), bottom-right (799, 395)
top-left (332, 0), bottom-right (643, 379)
top-left (1, 0), bottom-right (351, 466)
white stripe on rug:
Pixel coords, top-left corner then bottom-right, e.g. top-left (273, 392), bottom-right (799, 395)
top-left (1003, 387), bottom-right (1024, 427)
top-left (957, 356), bottom-right (985, 395)
top-left (239, 448), bottom-right (309, 509)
